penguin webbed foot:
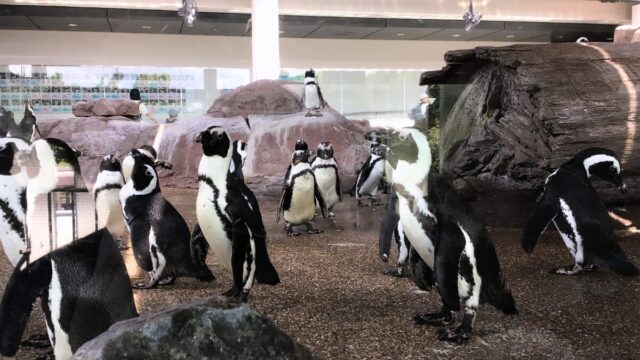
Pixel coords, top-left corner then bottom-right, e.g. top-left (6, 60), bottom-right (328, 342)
top-left (305, 223), bottom-right (323, 234)
top-left (221, 288), bottom-right (249, 303)
top-left (550, 263), bottom-right (597, 275)
top-left (132, 280), bottom-right (158, 289)
top-left (437, 309), bottom-right (475, 344)
top-left (158, 276), bottom-right (176, 286)
top-left (357, 200), bottom-right (369, 207)
top-left (305, 111), bottom-right (313, 117)
top-left (382, 269), bottom-right (404, 278)
top-left (285, 224), bottom-right (301, 236)
top-left (21, 334), bottom-right (51, 349)
top-left (414, 307), bottom-right (455, 326)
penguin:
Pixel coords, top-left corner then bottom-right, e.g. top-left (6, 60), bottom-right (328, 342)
top-left (385, 128), bottom-right (517, 343)
top-left (120, 149), bottom-right (214, 289)
top-left (190, 139), bottom-right (249, 263)
top-left (277, 149), bottom-right (328, 236)
top-left (121, 145), bottom-right (172, 183)
top-left (311, 141), bottom-right (342, 217)
top-left (522, 147), bottom-right (638, 276)
top-left (0, 137), bottom-right (30, 266)
top-left (93, 155), bottom-right (127, 246)
top-left (301, 69), bottom-right (324, 117)
top-left (378, 190), bottom-right (411, 277)
top-left (195, 126), bottom-right (280, 302)
top-left (19, 102), bottom-right (37, 141)
top-left (0, 228), bottom-right (138, 360)
top-left (351, 143), bottom-right (386, 207)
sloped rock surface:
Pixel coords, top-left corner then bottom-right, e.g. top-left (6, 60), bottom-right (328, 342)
top-left (72, 99), bottom-right (140, 117)
top-left (73, 299), bottom-right (318, 360)
top-left (207, 79), bottom-right (304, 118)
top-left (421, 43), bottom-right (640, 202)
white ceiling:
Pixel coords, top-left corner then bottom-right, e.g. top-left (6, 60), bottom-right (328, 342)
top-left (0, 0), bottom-right (633, 24)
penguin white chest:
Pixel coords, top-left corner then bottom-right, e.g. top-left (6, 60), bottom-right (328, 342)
top-left (304, 85), bottom-right (321, 109)
top-left (553, 198), bottom-right (584, 263)
top-left (0, 179), bottom-right (26, 266)
top-left (358, 161), bottom-right (384, 196)
top-left (196, 184), bottom-right (232, 270)
top-left (314, 167), bottom-right (338, 207)
top-left (95, 189), bottom-right (126, 237)
top-left (285, 173), bottom-right (316, 225)
top-left (48, 260), bottom-right (74, 360)
top-left (398, 197), bottom-right (435, 267)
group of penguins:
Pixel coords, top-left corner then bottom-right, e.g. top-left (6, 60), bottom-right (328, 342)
top-left (0, 121), bottom-right (636, 359)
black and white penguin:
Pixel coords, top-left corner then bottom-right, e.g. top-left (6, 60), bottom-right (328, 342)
top-left (0, 228), bottom-right (138, 360)
top-left (0, 137), bottom-right (30, 266)
top-left (311, 141), bottom-right (342, 217)
top-left (386, 128), bottom-right (517, 343)
top-left (351, 143), bottom-right (386, 207)
top-left (121, 145), bottom-right (172, 183)
top-left (195, 126), bottom-right (279, 301)
top-left (301, 69), bottom-right (324, 117)
top-left (277, 149), bottom-right (328, 236)
top-left (120, 149), bottom-right (214, 288)
top-left (93, 155), bottom-right (127, 245)
top-left (522, 147), bottom-right (638, 276)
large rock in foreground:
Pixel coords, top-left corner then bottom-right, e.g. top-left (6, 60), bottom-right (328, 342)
top-left (208, 79), bottom-right (303, 117)
top-left (73, 299), bottom-right (317, 360)
top-left (421, 43), bottom-right (640, 202)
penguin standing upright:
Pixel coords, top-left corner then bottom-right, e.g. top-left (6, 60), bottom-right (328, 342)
top-left (522, 147), bottom-right (638, 276)
top-left (93, 155), bottom-right (127, 246)
top-left (120, 149), bottom-right (214, 288)
top-left (195, 126), bottom-right (280, 302)
top-left (301, 69), bottom-right (324, 117)
top-left (311, 141), bottom-right (342, 217)
top-left (351, 143), bottom-right (386, 207)
top-left (278, 149), bottom-right (328, 236)
top-left (121, 145), bottom-right (172, 183)
top-left (0, 137), bottom-right (30, 266)
top-left (0, 229), bottom-right (138, 360)
top-left (386, 128), bottom-right (517, 343)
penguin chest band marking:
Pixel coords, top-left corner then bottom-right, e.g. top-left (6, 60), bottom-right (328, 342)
top-left (398, 196), bottom-right (435, 267)
top-left (313, 164), bottom-right (338, 207)
top-left (457, 225), bottom-right (482, 308)
top-left (554, 198), bottom-right (584, 263)
top-left (285, 172), bottom-right (316, 224)
top-left (197, 176), bottom-right (233, 270)
top-left (304, 84), bottom-right (321, 109)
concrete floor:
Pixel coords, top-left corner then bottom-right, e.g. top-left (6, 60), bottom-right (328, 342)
top-left (2, 187), bottom-right (639, 360)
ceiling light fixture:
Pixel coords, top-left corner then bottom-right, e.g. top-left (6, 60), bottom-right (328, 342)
top-left (68, 23), bottom-right (78, 27)
top-left (178, 0), bottom-right (198, 27)
top-left (396, 33), bottom-right (405, 37)
top-left (141, 25), bottom-right (152, 29)
top-left (506, 35), bottom-right (515, 38)
top-left (452, 34), bottom-right (461, 37)
top-left (462, 0), bottom-right (482, 32)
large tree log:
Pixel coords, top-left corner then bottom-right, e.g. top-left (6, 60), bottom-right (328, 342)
top-left (421, 43), bottom-right (640, 203)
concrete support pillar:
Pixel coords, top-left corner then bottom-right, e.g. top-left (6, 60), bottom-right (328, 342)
top-left (633, 5), bottom-right (640, 26)
top-left (251, 0), bottom-right (280, 81)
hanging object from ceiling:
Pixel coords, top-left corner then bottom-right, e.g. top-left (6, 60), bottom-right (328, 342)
top-left (462, 0), bottom-right (482, 32)
top-left (178, 0), bottom-right (198, 27)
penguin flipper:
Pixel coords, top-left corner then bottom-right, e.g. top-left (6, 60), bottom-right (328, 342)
top-left (0, 256), bottom-right (52, 356)
top-left (334, 165), bottom-right (343, 201)
top-left (317, 85), bottom-right (325, 108)
top-left (282, 165), bottom-right (292, 191)
top-left (314, 177), bottom-right (328, 218)
top-left (230, 221), bottom-right (251, 292)
top-left (409, 247), bottom-right (435, 291)
top-left (276, 185), bottom-right (292, 223)
top-left (379, 193), bottom-right (399, 261)
top-left (434, 221), bottom-right (466, 312)
top-left (521, 189), bottom-right (559, 253)
top-left (190, 223), bottom-right (210, 268)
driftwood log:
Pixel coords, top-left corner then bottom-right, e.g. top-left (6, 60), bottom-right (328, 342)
top-left (421, 43), bottom-right (640, 203)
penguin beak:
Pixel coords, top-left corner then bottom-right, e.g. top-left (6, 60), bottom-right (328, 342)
top-left (194, 132), bottom-right (202, 143)
top-left (620, 182), bottom-right (628, 194)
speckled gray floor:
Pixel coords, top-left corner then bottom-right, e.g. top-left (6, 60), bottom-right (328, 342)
top-left (2, 187), bottom-right (639, 359)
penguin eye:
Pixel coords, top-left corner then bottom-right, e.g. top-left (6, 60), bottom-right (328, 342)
top-left (610, 165), bottom-right (616, 171)
top-left (145, 169), bottom-right (153, 177)
top-left (217, 133), bottom-right (223, 139)
top-left (398, 134), bottom-right (407, 141)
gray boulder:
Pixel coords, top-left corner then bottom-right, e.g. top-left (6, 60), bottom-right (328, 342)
top-left (73, 299), bottom-right (318, 360)
top-left (207, 79), bottom-right (304, 117)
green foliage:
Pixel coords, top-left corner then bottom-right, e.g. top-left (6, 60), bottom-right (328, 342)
top-left (428, 125), bottom-right (440, 173)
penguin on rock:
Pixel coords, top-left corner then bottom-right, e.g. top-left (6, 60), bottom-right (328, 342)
top-left (93, 155), bottom-right (127, 247)
top-left (521, 147), bottom-right (638, 276)
top-left (0, 137), bottom-right (30, 266)
top-left (121, 145), bottom-right (172, 183)
top-left (301, 69), bottom-right (325, 117)
top-left (120, 149), bottom-right (215, 289)
top-left (278, 149), bottom-right (328, 236)
top-left (0, 229), bottom-right (138, 360)
top-left (195, 126), bottom-right (280, 302)
top-left (311, 141), bottom-right (342, 217)
top-left (351, 143), bottom-right (386, 207)
top-left (385, 128), bottom-right (517, 344)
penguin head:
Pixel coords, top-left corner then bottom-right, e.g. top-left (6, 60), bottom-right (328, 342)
top-left (305, 69), bottom-right (316, 78)
top-left (294, 139), bottom-right (309, 152)
top-left (316, 141), bottom-right (334, 160)
top-left (99, 154), bottom-right (122, 173)
top-left (130, 149), bottom-right (159, 193)
top-left (137, 145), bottom-right (157, 161)
top-left (573, 147), bottom-right (626, 193)
top-left (234, 140), bottom-right (248, 165)
top-left (195, 126), bottom-right (232, 158)
top-left (0, 141), bottom-right (19, 175)
top-left (385, 128), bottom-right (431, 186)
top-left (291, 150), bottom-right (311, 165)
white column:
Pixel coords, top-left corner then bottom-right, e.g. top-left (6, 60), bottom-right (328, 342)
top-left (633, 5), bottom-right (640, 26)
top-left (251, 0), bottom-right (280, 81)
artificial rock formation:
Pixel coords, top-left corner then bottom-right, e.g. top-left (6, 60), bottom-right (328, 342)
top-left (73, 299), bottom-right (317, 360)
top-left (421, 43), bottom-right (640, 202)
top-left (207, 79), bottom-right (304, 118)
top-left (72, 99), bottom-right (140, 117)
